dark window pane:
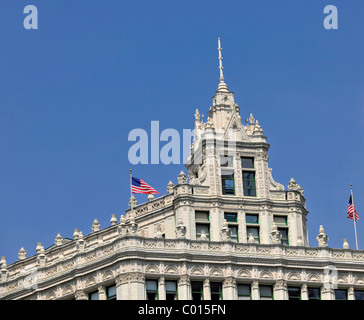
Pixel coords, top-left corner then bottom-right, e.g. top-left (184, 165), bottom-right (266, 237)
top-left (107, 285), bottom-right (116, 300)
top-left (335, 290), bottom-right (347, 300)
top-left (244, 188), bottom-right (256, 197)
top-left (273, 216), bottom-right (287, 225)
top-left (195, 211), bottom-right (209, 221)
top-left (246, 214), bottom-right (259, 224)
top-left (237, 284), bottom-right (251, 296)
top-left (241, 157), bottom-right (254, 169)
top-left (147, 292), bottom-right (157, 300)
top-left (230, 225), bottom-right (238, 237)
top-left (355, 291), bottom-right (364, 300)
top-left (288, 287), bottom-right (301, 300)
top-left (146, 280), bottom-right (158, 291)
top-left (308, 288), bottom-right (320, 300)
top-left (191, 282), bottom-right (203, 300)
top-left (222, 172), bottom-right (235, 195)
top-left (260, 285), bottom-right (273, 300)
top-left (243, 172), bottom-right (255, 180)
top-left (278, 228), bottom-right (289, 245)
top-left (89, 291), bottom-right (99, 300)
top-left (224, 213), bottom-right (237, 222)
top-left (243, 180), bottom-right (255, 189)
top-left (210, 283), bottom-right (222, 300)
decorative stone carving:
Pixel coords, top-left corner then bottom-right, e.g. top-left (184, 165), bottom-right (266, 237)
top-left (55, 233), bottom-right (63, 246)
top-left (200, 230), bottom-right (208, 241)
top-left (110, 214), bottom-right (117, 226)
top-left (18, 247), bottom-right (26, 260)
top-left (77, 232), bottom-right (85, 251)
top-left (73, 228), bottom-right (79, 240)
top-left (177, 171), bottom-right (187, 184)
top-left (343, 239), bottom-right (350, 249)
top-left (129, 195), bottom-right (137, 208)
top-left (316, 225), bottom-right (329, 247)
top-left (175, 219), bottom-right (186, 239)
top-left (271, 223), bottom-right (282, 244)
top-left (167, 181), bottom-right (174, 193)
top-left (92, 219), bottom-right (100, 232)
top-left (248, 233), bottom-right (256, 244)
top-left (288, 177), bottom-right (303, 195)
top-left (220, 219), bottom-right (231, 241)
top-left (128, 216), bottom-right (138, 235)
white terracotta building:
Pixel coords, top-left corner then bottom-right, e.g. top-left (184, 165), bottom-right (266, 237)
top-left (1, 39), bottom-right (364, 301)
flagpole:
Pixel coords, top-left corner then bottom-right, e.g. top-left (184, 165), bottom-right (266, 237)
top-left (130, 169), bottom-right (134, 217)
top-left (350, 184), bottom-right (359, 250)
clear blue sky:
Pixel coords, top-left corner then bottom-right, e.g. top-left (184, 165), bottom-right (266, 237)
top-left (0, 0), bottom-right (363, 264)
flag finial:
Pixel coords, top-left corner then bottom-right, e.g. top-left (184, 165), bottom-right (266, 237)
top-left (216, 37), bottom-right (229, 93)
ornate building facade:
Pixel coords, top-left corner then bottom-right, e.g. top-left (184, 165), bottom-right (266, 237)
top-left (1, 39), bottom-right (364, 301)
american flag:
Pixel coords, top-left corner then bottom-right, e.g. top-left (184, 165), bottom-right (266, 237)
top-left (348, 195), bottom-right (359, 221)
top-left (131, 177), bottom-right (159, 194)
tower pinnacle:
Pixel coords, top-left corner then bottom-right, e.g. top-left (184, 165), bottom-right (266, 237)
top-left (216, 37), bottom-right (229, 93)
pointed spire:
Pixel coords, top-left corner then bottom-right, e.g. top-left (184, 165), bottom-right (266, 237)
top-left (216, 37), bottom-right (229, 93)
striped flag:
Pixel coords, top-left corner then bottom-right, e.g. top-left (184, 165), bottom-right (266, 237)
top-left (348, 195), bottom-right (359, 221)
top-left (131, 177), bottom-right (159, 194)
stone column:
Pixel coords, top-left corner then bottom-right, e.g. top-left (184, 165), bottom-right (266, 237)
top-left (348, 287), bottom-right (355, 300)
top-left (178, 275), bottom-right (191, 300)
top-left (251, 280), bottom-right (260, 300)
top-left (203, 279), bottom-right (211, 300)
top-left (222, 277), bottom-right (237, 300)
top-left (116, 274), bottom-right (129, 300)
top-left (321, 287), bottom-right (334, 300)
top-left (158, 277), bottom-right (166, 300)
top-left (128, 272), bottom-right (146, 300)
top-left (301, 284), bottom-right (308, 300)
top-left (273, 280), bottom-right (288, 300)
top-left (98, 285), bottom-right (107, 300)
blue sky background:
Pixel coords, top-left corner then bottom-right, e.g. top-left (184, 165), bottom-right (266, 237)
top-left (0, 0), bottom-right (363, 264)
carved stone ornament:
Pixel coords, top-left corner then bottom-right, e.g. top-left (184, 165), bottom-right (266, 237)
top-left (316, 225), bottom-right (329, 247)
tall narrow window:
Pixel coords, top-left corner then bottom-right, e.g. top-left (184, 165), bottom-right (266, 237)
top-left (210, 283), bottom-right (223, 300)
top-left (242, 172), bottom-right (256, 196)
top-left (224, 212), bottom-right (238, 242)
top-left (195, 211), bottom-right (210, 240)
top-left (237, 284), bottom-right (251, 300)
top-left (106, 285), bottom-right (116, 300)
top-left (146, 280), bottom-right (158, 300)
top-left (278, 228), bottom-right (289, 245)
top-left (166, 281), bottom-right (178, 300)
top-left (191, 282), bottom-right (203, 300)
top-left (241, 157), bottom-right (256, 197)
top-left (221, 170), bottom-right (235, 195)
top-left (259, 285), bottom-right (273, 300)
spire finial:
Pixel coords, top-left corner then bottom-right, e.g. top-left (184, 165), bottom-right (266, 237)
top-left (218, 37), bottom-right (224, 80)
top-left (216, 37), bottom-right (229, 93)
